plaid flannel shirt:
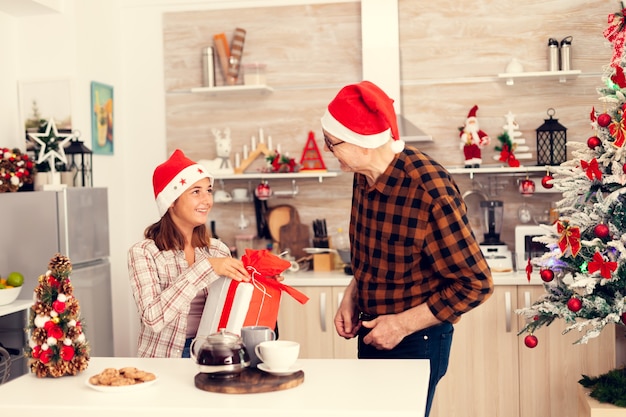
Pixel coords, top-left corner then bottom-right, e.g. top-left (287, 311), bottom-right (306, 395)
top-left (128, 238), bottom-right (231, 357)
top-left (350, 147), bottom-right (493, 323)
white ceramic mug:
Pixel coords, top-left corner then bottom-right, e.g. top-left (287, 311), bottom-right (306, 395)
top-left (214, 189), bottom-right (232, 203)
top-left (254, 340), bottom-right (299, 371)
top-left (241, 326), bottom-right (276, 368)
top-left (232, 188), bottom-right (249, 201)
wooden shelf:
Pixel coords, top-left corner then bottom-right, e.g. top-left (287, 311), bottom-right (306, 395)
top-left (214, 171), bottom-right (339, 183)
top-left (497, 70), bottom-right (581, 85)
top-left (448, 165), bottom-right (554, 179)
top-left (189, 85), bottom-right (274, 96)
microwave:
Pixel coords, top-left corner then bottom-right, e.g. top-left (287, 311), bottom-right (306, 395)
top-left (515, 225), bottom-right (552, 271)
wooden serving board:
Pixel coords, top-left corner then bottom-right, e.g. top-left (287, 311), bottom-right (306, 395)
top-left (194, 368), bottom-right (304, 394)
top-left (279, 206), bottom-right (310, 259)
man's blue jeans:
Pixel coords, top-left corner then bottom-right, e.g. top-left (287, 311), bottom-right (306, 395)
top-left (358, 321), bottom-right (454, 417)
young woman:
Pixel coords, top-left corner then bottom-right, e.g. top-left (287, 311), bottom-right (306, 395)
top-left (128, 149), bottom-right (250, 358)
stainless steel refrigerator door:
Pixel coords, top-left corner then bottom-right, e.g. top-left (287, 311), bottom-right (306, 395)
top-left (0, 191), bottom-right (60, 299)
top-left (57, 188), bottom-right (110, 263)
top-left (71, 260), bottom-right (114, 357)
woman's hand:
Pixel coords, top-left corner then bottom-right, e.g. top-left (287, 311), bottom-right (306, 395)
top-left (208, 257), bottom-right (251, 282)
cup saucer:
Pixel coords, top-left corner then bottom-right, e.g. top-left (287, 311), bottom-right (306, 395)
top-left (257, 362), bottom-right (301, 376)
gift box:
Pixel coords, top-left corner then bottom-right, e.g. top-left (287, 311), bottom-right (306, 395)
top-left (197, 249), bottom-right (309, 337)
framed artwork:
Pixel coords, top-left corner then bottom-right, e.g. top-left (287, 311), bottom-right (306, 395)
top-left (90, 81), bottom-right (114, 155)
top-left (18, 78), bottom-right (73, 151)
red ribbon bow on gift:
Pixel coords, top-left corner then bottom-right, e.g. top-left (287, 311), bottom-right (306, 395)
top-left (588, 251), bottom-right (617, 279)
top-left (604, 9), bottom-right (626, 69)
top-left (241, 249), bottom-right (309, 304)
top-left (581, 158), bottom-right (603, 181)
top-left (557, 221), bottom-right (581, 257)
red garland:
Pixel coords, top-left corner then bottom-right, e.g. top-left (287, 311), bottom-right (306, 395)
top-left (557, 221), bottom-right (581, 257)
top-left (588, 252), bottom-right (618, 279)
top-left (581, 158), bottom-right (603, 181)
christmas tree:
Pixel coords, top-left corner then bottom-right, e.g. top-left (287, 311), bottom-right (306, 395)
top-left (25, 254), bottom-right (90, 377)
top-left (516, 5), bottom-right (626, 347)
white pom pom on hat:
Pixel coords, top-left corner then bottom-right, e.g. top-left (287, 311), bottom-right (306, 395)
top-left (321, 80), bottom-right (405, 153)
top-left (153, 149), bottom-right (214, 218)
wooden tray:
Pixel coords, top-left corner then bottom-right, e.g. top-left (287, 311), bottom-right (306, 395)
top-left (194, 368), bottom-right (304, 394)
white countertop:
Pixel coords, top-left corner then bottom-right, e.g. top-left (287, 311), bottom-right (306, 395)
top-left (0, 357), bottom-right (429, 417)
top-left (282, 270), bottom-right (542, 287)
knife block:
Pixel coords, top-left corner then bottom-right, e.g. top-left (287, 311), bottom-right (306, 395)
top-left (313, 254), bottom-right (333, 271)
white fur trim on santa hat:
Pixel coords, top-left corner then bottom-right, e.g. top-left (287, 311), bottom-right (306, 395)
top-left (321, 109), bottom-right (392, 149)
top-left (155, 163), bottom-right (213, 217)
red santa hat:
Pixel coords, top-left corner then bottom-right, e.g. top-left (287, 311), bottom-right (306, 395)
top-left (153, 149), bottom-right (214, 217)
top-left (320, 80), bottom-right (405, 153)
top-left (467, 105), bottom-right (479, 119)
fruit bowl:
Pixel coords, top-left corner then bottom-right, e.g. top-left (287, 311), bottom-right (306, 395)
top-left (0, 286), bottom-right (22, 306)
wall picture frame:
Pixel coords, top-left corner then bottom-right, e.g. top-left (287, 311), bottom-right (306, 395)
top-left (90, 81), bottom-right (114, 155)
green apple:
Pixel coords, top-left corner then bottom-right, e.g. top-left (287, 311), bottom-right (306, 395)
top-left (7, 271), bottom-right (24, 287)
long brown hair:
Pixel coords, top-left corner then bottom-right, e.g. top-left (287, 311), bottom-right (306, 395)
top-left (144, 212), bottom-right (212, 251)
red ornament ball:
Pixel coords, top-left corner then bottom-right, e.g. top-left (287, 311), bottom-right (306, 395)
top-left (524, 335), bottom-right (538, 348)
top-left (541, 175), bottom-right (554, 189)
top-left (622, 312), bottom-right (626, 324)
top-left (567, 297), bottom-right (583, 312)
top-left (597, 113), bottom-right (612, 127)
top-left (623, 164), bottom-right (626, 175)
top-left (540, 269), bottom-right (554, 282)
top-left (594, 224), bottom-right (610, 239)
top-left (587, 136), bottom-right (602, 149)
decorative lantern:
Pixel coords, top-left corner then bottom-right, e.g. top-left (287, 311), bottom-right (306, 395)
top-left (64, 133), bottom-right (93, 187)
top-left (536, 108), bottom-right (567, 166)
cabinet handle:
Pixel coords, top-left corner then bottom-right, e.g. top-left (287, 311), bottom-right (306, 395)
top-left (320, 291), bottom-right (327, 332)
top-left (505, 291), bottom-right (512, 333)
top-left (524, 291), bottom-right (531, 308)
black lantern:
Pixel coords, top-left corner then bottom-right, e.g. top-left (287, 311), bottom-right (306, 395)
top-left (64, 133), bottom-right (93, 187)
top-left (536, 108), bottom-right (567, 166)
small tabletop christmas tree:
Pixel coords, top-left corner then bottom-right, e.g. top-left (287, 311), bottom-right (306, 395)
top-left (25, 254), bottom-right (90, 377)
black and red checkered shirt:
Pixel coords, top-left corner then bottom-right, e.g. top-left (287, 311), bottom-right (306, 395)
top-left (350, 147), bottom-right (493, 323)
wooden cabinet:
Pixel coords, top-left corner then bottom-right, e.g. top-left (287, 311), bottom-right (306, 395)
top-left (277, 286), bottom-right (357, 359)
top-left (430, 286), bottom-right (617, 417)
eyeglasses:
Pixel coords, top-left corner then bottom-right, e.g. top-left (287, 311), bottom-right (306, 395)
top-left (323, 134), bottom-right (345, 153)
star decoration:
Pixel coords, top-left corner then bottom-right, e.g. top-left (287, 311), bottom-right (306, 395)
top-left (28, 118), bottom-right (74, 170)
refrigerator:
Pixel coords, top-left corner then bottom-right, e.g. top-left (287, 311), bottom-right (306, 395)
top-left (0, 188), bottom-right (114, 380)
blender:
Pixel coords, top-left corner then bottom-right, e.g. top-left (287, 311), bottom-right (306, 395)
top-left (479, 200), bottom-right (513, 273)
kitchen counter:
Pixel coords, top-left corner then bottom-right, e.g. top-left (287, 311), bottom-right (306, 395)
top-left (0, 357), bottom-right (429, 417)
top-left (282, 270), bottom-right (542, 287)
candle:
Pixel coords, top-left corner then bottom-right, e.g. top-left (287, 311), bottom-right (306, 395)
top-left (276, 143), bottom-right (282, 154)
top-left (259, 128), bottom-right (264, 144)
top-left (243, 145), bottom-right (249, 159)
top-left (235, 152), bottom-right (241, 167)
top-left (251, 136), bottom-right (256, 150)
top-left (268, 135), bottom-right (273, 151)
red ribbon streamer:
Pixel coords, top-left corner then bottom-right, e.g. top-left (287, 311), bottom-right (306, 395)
top-left (588, 252), bottom-right (618, 279)
top-left (581, 158), bottom-right (602, 181)
top-left (557, 221), bottom-right (581, 257)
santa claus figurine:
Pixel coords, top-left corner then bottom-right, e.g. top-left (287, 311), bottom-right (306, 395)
top-left (459, 105), bottom-right (491, 168)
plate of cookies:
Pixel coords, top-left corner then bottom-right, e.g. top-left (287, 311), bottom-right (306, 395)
top-left (86, 367), bottom-right (158, 392)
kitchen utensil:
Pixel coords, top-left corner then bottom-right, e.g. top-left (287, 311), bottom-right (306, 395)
top-left (232, 188), bottom-right (249, 202)
top-left (480, 200), bottom-right (505, 245)
top-left (462, 181), bottom-right (489, 233)
top-left (279, 207), bottom-right (310, 259)
top-left (210, 220), bottom-right (219, 240)
top-left (312, 219), bottom-right (329, 248)
top-left (194, 367), bottom-right (304, 394)
top-left (266, 205), bottom-right (293, 243)
top-left (190, 330), bottom-right (250, 378)
top-left (241, 325), bottom-right (276, 368)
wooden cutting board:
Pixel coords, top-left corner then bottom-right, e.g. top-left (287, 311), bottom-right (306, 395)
top-left (279, 206), bottom-right (310, 259)
top-left (266, 205), bottom-right (294, 244)
top-left (194, 368), bottom-right (304, 394)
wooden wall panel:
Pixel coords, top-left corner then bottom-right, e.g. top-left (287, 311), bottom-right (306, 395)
top-left (163, 0), bottom-right (614, 260)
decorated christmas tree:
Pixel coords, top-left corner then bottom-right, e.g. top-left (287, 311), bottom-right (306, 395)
top-left (516, 5), bottom-right (626, 348)
top-left (25, 254), bottom-right (90, 377)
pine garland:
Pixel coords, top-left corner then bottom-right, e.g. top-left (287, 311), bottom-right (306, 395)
top-left (580, 368), bottom-right (626, 407)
